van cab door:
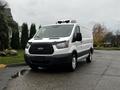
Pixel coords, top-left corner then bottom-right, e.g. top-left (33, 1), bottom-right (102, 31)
top-left (72, 26), bottom-right (83, 55)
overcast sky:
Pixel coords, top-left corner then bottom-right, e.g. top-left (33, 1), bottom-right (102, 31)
top-left (5, 0), bottom-right (120, 30)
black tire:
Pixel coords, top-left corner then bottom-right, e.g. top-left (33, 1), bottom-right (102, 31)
top-left (86, 52), bottom-right (92, 63)
top-left (68, 54), bottom-right (77, 71)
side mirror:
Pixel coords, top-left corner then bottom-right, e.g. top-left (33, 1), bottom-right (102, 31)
top-left (76, 33), bottom-right (82, 41)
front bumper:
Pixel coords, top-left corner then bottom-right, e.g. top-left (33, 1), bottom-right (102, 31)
top-left (24, 53), bottom-right (72, 67)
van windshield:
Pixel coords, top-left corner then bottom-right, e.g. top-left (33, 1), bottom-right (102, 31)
top-left (34, 25), bottom-right (73, 39)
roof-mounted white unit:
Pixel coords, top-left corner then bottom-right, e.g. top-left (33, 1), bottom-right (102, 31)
top-left (56, 20), bottom-right (77, 24)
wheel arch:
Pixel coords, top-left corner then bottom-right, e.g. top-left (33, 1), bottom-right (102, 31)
top-left (72, 50), bottom-right (78, 59)
top-left (90, 47), bottom-right (94, 54)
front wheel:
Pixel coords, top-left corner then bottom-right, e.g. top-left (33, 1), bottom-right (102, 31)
top-left (86, 52), bottom-right (92, 63)
top-left (68, 54), bottom-right (77, 71)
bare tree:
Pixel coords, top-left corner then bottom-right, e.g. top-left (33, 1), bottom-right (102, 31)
top-left (115, 30), bottom-right (120, 47)
top-left (0, 0), bottom-right (8, 10)
top-left (93, 23), bottom-right (107, 47)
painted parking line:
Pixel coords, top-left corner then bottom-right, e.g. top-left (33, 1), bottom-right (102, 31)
top-left (0, 64), bottom-right (6, 69)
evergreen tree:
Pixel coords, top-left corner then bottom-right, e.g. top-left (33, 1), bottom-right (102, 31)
top-left (11, 24), bottom-right (20, 49)
top-left (0, 2), bottom-right (9, 51)
top-left (29, 23), bottom-right (36, 39)
top-left (21, 23), bottom-right (28, 49)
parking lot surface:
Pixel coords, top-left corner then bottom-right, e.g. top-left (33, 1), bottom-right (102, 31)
top-left (5, 50), bottom-right (120, 90)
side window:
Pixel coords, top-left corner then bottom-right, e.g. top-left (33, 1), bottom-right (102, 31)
top-left (72, 26), bottom-right (80, 42)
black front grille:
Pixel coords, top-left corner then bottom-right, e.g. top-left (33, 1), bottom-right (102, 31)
top-left (29, 43), bottom-right (54, 54)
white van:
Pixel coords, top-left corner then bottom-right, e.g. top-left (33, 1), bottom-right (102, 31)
top-left (24, 20), bottom-right (94, 71)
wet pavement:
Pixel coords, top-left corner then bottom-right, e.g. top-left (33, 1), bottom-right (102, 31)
top-left (0, 66), bottom-right (28, 90)
top-left (1, 50), bottom-right (120, 90)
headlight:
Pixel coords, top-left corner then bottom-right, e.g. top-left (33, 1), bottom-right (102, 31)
top-left (56, 41), bottom-right (69, 49)
top-left (25, 42), bottom-right (31, 49)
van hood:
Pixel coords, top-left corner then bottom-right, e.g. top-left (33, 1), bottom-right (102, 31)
top-left (28, 37), bottom-right (70, 43)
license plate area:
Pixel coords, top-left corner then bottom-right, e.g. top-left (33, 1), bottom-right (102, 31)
top-left (30, 56), bottom-right (50, 64)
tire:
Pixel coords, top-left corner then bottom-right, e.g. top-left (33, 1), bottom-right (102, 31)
top-left (68, 54), bottom-right (77, 71)
top-left (86, 52), bottom-right (92, 63)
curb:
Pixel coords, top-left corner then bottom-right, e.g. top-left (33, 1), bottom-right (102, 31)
top-left (0, 64), bottom-right (7, 69)
top-left (7, 63), bottom-right (27, 67)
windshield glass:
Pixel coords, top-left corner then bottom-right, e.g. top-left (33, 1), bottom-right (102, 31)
top-left (34, 25), bottom-right (73, 39)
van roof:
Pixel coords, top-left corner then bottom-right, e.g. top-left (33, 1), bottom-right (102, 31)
top-left (42, 23), bottom-right (77, 27)
top-left (42, 23), bottom-right (89, 29)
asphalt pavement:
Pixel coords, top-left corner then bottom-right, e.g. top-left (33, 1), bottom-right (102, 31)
top-left (1, 50), bottom-right (120, 90)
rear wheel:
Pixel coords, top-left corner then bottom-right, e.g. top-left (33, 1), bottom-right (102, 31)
top-left (68, 54), bottom-right (77, 71)
top-left (86, 52), bottom-right (92, 63)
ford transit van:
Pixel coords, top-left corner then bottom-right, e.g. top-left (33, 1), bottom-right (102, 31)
top-left (24, 20), bottom-right (94, 71)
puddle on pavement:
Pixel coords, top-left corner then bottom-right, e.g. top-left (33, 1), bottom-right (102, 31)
top-left (11, 69), bottom-right (28, 79)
